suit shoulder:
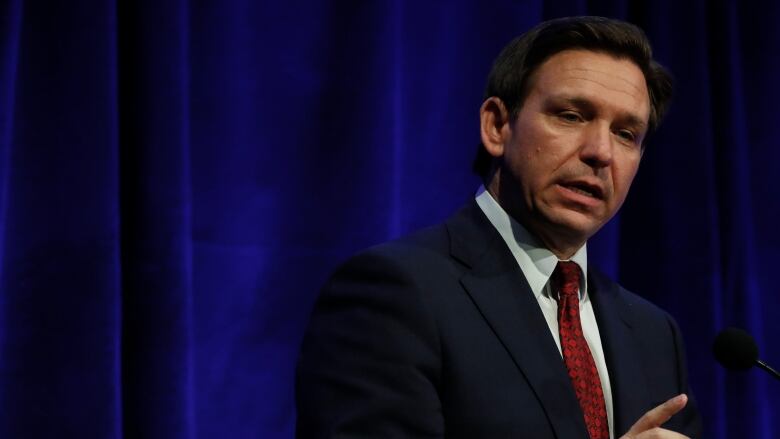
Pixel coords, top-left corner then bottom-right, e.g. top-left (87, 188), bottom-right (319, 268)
top-left (321, 222), bottom-right (465, 305)
top-left (345, 223), bottom-right (454, 271)
top-left (590, 268), bottom-right (677, 325)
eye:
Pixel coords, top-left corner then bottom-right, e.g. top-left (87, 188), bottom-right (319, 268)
top-left (615, 129), bottom-right (637, 143)
top-left (558, 111), bottom-right (583, 123)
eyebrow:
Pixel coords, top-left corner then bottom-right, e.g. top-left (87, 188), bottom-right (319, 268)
top-left (547, 95), bottom-right (648, 130)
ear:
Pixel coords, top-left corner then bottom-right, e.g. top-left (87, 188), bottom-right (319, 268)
top-left (479, 97), bottom-right (511, 158)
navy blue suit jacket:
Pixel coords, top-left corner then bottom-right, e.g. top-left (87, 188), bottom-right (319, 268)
top-left (296, 201), bottom-right (702, 438)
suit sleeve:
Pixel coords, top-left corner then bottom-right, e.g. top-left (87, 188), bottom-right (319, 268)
top-left (295, 250), bottom-right (444, 438)
top-left (665, 314), bottom-right (704, 438)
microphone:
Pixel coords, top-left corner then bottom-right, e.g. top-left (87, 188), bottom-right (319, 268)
top-left (713, 327), bottom-right (780, 381)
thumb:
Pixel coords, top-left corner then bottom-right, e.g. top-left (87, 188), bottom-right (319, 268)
top-left (623, 394), bottom-right (687, 438)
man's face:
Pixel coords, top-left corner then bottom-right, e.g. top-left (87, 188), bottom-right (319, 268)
top-left (488, 49), bottom-right (650, 253)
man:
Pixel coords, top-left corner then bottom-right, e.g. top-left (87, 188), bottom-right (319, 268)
top-left (296, 16), bottom-right (702, 439)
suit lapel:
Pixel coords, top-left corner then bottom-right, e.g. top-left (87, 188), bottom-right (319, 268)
top-left (589, 270), bottom-right (651, 436)
top-left (446, 202), bottom-right (590, 439)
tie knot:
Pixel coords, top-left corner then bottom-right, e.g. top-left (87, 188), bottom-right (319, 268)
top-left (553, 261), bottom-right (581, 301)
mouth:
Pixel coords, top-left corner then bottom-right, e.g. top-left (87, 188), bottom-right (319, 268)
top-left (558, 181), bottom-right (604, 200)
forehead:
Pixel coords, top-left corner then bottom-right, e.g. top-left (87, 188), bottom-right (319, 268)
top-left (527, 49), bottom-right (650, 121)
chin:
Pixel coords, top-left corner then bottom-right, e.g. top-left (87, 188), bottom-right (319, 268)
top-left (543, 210), bottom-right (605, 241)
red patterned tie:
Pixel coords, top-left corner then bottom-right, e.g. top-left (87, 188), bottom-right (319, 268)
top-left (552, 261), bottom-right (609, 439)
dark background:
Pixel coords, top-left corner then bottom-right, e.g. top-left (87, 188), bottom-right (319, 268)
top-left (1, 0), bottom-right (778, 437)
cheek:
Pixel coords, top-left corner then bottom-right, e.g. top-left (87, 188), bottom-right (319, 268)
top-left (505, 122), bottom-right (565, 191)
top-left (512, 154), bottom-right (550, 190)
top-left (612, 159), bottom-right (641, 198)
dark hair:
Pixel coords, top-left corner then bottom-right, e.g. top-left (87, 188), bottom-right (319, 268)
top-left (473, 16), bottom-right (673, 178)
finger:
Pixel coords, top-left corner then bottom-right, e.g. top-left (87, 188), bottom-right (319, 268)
top-left (634, 427), bottom-right (689, 439)
top-left (624, 394), bottom-right (688, 437)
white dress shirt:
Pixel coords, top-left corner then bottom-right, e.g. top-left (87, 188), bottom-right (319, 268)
top-left (475, 186), bottom-right (615, 439)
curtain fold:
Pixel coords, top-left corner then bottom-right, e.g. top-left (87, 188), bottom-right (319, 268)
top-left (0, 0), bottom-right (22, 279)
top-left (707, 3), bottom-right (764, 438)
top-left (117, 0), bottom-right (194, 437)
top-left (0, 0), bottom-right (122, 436)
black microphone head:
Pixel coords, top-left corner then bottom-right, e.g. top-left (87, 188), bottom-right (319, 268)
top-left (713, 327), bottom-right (759, 371)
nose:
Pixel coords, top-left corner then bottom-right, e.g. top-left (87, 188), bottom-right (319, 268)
top-left (579, 123), bottom-right (612, 169)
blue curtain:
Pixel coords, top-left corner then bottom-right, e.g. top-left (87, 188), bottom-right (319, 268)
top-left (1, 0), bottom-right (778, 437)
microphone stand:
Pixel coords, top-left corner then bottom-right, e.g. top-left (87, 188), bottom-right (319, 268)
top-left (756, 360), bottom-right (780, 381)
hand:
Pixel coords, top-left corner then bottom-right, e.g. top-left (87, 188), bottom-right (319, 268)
top-left (620, 394), bottom-right (690, 439)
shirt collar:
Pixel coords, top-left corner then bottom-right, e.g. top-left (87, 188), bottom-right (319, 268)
top-left (475, 185), bottom-right (588, 300)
